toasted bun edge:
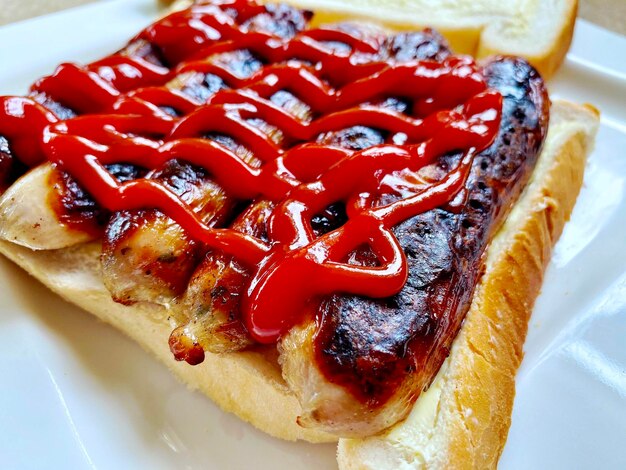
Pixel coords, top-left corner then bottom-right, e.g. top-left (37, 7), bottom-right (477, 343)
top-left (337, 101), bottom-right (599, 469)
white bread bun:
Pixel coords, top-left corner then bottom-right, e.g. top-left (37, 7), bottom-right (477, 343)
top-left (280, 0), bottom-right (577, 79)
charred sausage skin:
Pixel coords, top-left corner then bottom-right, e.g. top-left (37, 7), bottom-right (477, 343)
top-left (313, 57), bottom-right (549, 407)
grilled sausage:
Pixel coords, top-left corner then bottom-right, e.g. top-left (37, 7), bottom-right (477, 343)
top-left (279, 57), bottom-right (549, 436)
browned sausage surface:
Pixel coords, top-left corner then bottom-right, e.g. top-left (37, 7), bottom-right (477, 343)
top-left (313, 57), bottom-right (549, 407)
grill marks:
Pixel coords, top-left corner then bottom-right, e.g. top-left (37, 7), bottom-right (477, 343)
top-left (0, 12), bottom-right (160, 209)
top-left (241, 3), bottom-right (313, 38)
top-left (0, 137), bottom-right (25, 193)
top-left (387, 29), bottom-right (451, 63)
top-left (312, 57), bottom-right (549, 407)
top-left (48, 164), bottom-right (147, 237)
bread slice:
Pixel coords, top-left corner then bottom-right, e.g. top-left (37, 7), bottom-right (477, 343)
top-left (267, 0), bottom-right (577, 79)
top-left (166, 0), bottom-right (577, 79)
top-left (338, 101), bottom-right (599, 469)
top-left (0, 100), bottom-right (599, 452)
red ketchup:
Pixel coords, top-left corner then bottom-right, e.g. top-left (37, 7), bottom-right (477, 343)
top-left (0, 0), bottom-right (502, 344)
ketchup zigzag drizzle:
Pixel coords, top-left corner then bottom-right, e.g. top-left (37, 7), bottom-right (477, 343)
top-left (0, 0), bottom-right (502, 343)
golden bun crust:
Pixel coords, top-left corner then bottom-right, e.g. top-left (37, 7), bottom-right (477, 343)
top-left (337, 101), bottom-right (599, 469)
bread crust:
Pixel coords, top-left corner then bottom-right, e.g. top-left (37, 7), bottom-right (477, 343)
top-left (337, 101), bottom-right (599, 469)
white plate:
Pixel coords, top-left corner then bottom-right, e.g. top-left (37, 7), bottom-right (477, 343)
top-left (0, 2), bottom-right (625, 468)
